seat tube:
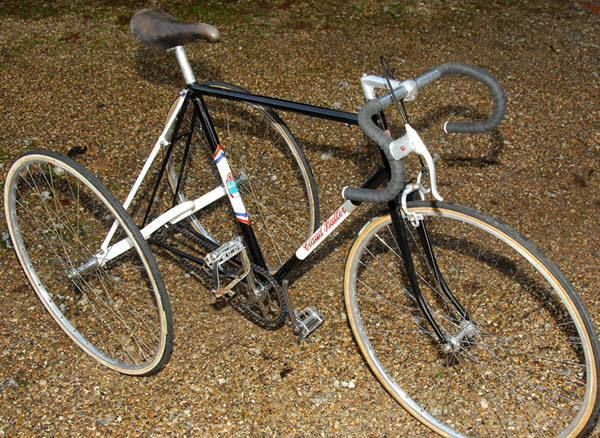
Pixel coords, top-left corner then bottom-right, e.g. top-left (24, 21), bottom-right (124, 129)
top-left (191, 95), bottom-right (268, 269)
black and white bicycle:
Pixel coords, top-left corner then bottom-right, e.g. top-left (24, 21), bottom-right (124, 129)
top-left (4, 9), bottom-right (599, 437)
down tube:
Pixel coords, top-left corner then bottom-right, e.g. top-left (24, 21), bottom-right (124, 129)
top-left (275, 200), bottom-right (358, 282)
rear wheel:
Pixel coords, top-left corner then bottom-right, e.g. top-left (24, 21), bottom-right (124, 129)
top-left (165, 82), bottom-right (319, 272)
top-left (4, 150), bottom-right (173, 375)
top-left (344, 201), bottom-right (599, 436)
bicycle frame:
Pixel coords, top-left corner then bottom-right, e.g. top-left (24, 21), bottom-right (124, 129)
top-left (87, 81), bottom-right (462, 345)
top-left (94, 84), bottom-right (386, 272)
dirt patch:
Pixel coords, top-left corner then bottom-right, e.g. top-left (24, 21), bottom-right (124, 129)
top-left (0, 0), bottom-right (598, 436)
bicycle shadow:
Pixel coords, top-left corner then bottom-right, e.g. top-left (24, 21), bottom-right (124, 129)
top-left (133, 46), bottom-right (222, 86)
top-left (290, 104), bottom-right (505, 173)
top-left (412, 105), bottom-right (505, 167)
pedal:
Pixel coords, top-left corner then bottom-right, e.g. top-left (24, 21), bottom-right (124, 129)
top-left (294, 306), bottom-right (325, 342)
top-left (205, 237), bottom-right (245, 269)
top-left (204, 237), bottom-right (249, 299)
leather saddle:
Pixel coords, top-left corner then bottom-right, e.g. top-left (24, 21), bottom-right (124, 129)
top-left (131, 9), bottom-right (220, 50)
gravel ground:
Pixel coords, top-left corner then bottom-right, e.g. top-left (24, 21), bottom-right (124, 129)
top-left (0, 0), bottom-right (599, 436)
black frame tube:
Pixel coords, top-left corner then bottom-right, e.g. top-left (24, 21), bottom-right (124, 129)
top-left (189, 83), bottom-right (359, 125)
top-left (389, 200), bottom-right (447, 343)
top-left (172, 104), bottom-right (197, 208)
top-left (274, 165), bottom-right (389, 283)
top-left (141, 92), bottom-right (191, 227)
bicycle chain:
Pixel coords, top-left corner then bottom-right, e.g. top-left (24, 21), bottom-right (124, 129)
top-left (158, 221), bottom-right (287, 330)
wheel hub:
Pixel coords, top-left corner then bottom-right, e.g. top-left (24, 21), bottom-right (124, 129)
top-left (441, 319), bottom-right (479, 353)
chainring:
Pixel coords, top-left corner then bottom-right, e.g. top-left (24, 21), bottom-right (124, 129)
top-left (158, 221), bottom-right (287, 330)
top-left (228, 263), bottom-right (287, 330)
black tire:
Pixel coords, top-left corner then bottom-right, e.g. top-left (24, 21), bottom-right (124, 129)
top-left (345, 201), bottom-right (600, 437)
top-left (165, 82), bottom-right (319, 272)
top-left (4, 150), bottom-right (173, 375)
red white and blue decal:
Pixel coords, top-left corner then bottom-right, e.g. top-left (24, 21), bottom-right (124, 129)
top-left (235, 212), bottom-right (250, 224)
top-left (213, 144), bottom-right (250, 225)
top-left (213, 145), bottom-right (225, 163)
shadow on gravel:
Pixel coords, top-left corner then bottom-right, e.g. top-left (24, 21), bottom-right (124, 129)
top-left (415, 105), bottom-right (505, 167)
top-left (133, 46), bottom-right (223, 86)
top-left (0, 0), bottom-right (144, 20)
top-left (295, 105), bottom-right (505, 171)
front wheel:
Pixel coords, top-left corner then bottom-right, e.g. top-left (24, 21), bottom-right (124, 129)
top-left (344, 201), bottom-right (599, 437)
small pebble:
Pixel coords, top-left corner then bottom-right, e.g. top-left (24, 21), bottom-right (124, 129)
top-left (217, 378), bottom-right (226, 385)
top-left (190, 384), bottom-right (202, 393)
top-left (320, 152), bottom-right (333, 161)
top-left (5, 378), bottom-right (18, 389)
top-left (96, 415), bottom-right (115, 427)
top-left (1, 232), bottom-right (13, 249)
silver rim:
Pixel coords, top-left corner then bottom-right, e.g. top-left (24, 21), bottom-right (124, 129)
top-left (345, 207), bottom-right (596, 437)
top-left (5, 153), bottom-right (169, 375)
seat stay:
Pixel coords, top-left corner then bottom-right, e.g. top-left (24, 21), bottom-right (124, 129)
top-left (100, 92), bottom-right (189, 252)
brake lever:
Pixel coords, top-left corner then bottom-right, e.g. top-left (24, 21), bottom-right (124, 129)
top-left (389, 124), bottom-right (443, 201)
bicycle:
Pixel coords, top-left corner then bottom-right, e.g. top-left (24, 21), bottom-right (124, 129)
top-left (3, 8), bottom-right (599, 437)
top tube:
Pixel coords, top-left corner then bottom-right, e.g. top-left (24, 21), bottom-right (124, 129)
top-left (189, 83), bottom-right (359, 125)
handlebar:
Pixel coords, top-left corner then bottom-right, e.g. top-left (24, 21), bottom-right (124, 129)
top-left (343, 62), bottom-right (507, 203)
top-left (436, 63), bottom-right (507, 134)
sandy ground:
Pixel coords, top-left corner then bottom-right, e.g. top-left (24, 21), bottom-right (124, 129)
top-left (0, 0), bottom-right (598, 436)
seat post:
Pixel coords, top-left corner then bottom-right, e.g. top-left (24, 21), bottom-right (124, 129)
top-left (173, 46), bottom-right (196, 85)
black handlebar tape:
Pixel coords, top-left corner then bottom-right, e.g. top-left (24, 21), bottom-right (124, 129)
top-left (343, 63), bottom-right (507, 203)
top-left (343, 157), bottom-right (406, 203)
top-left (342, 98), bottom-right (405, 202)
top-left (357, 98), bottom-right (394, 149)
top-left (342, 97), bottom-right (408, 203)
top-left (435, 63), bottom-right (507, 133)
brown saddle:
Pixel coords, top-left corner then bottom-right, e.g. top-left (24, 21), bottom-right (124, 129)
top-left (130, 9), bottom-right (220, 50)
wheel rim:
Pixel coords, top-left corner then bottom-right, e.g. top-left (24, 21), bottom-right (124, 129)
top-left (345, 205), bottom-right (597, 437)
top-left (5, 154), bottom-right (169, 374)
top-left (165, 88), bottom-right (318, 272)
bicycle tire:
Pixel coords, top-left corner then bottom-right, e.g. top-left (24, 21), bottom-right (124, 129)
top-left (165, 82), bottom-right (319, 272)
top-left (344, 201), bottom-right (599, 437)
top-left (4, 150), bottom-right (173, 376)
